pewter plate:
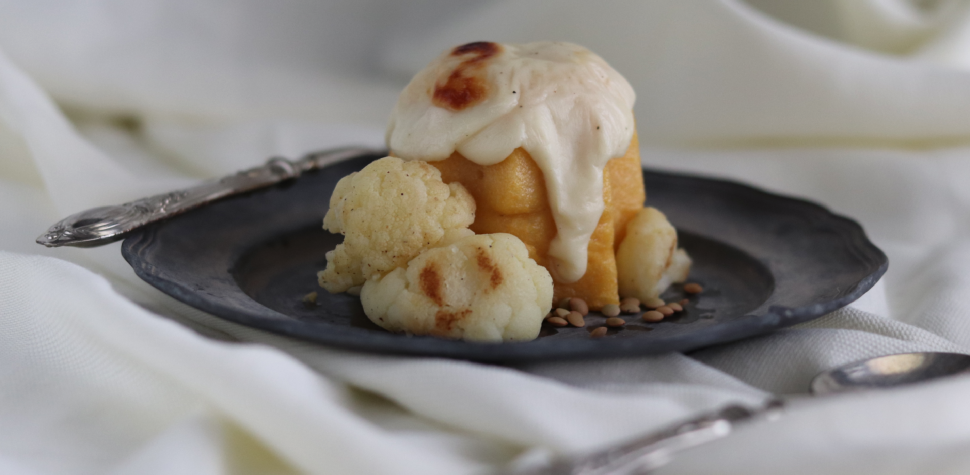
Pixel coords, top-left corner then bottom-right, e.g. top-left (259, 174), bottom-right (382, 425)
top-left (122, 151), bottom-right (887, 362)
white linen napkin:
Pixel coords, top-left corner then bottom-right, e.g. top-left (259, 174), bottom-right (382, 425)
top-left (3, 1), bottom-right (970, 474)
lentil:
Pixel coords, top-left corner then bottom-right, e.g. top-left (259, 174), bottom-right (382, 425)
top-left (569, 298), bottom-right (589, 316)
top-left (566, 311), bottom-right (586, 327)
top-left (546, 316), bottom-right (568, 327)
top-left (605, 317), bottom-right (626, 327)
top-left (620, 300), bottom-right (640, 314)
top-left (684, 283), bottom-right (703, 294)
top-left (590, 327), bottom-right (608, 338)
top-left (620, 297), bottom-right (640, 308)
top-left (601, 304), bottom-right (621, 317)
top-left (642, 310), bottom-right (664, 322)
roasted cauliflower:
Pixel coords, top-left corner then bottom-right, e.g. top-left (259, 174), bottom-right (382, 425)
top-left (616, 207), bottom-right (692, 301)
top-left (359, 233), bottom-right (554, 342)
top-left (318, 156), bottom-right (476, 293)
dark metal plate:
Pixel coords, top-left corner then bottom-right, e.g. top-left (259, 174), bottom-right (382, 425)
top-left (122, 150), bottom-right (887, 362)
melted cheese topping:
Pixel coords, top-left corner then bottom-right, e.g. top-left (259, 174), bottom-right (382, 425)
top-left (386, 41), bottom-right (635, 283)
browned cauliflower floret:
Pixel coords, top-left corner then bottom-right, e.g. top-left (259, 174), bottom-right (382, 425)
top-left (616, 207), bottom-right (692, 301)
top-left (318, 156), bottom-right (476, 293)
top-left (360, 233), bottom-right (554, 342)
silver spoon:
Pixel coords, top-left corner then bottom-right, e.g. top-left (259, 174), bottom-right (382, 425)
top-left (35, 146), bottom-right (384, 248)
top-left (518, 351), bottom-right (970, 475)
top-left (810, 351), bottom-right (970, 395)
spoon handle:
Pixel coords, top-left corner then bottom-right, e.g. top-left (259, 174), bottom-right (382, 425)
top-left (518, 400), bottom-right (783, 475)
top-left (36, 147), bottom-right (384, 248)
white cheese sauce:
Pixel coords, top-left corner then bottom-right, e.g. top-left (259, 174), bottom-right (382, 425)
top-left (386, 41), bottom-right (635, 283)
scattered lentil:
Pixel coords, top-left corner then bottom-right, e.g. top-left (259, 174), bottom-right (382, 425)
top-left (620, 304), bottom-right (639, 314)
top-left (621, 297), bottom-right (640, 308)
top-left (605, 317), bottom-right (626, 327)
top-left (644, 297), bottom-right (665, 309)
top-left (684, 283), bottom-right (703, 294)
top-left (555, 308), bottom-right (571, 318)
top-left (559, 298), bottom-right (572, 309)
top-left (601, 304), bottom-right (621, 317)
top-left (302, 291), bottom-right (318, 306)
top-left (667, 302), bottom-right (683, 312)
top-left (642, 310), bottom-right (664, 322)
top-left (680, 298), bottom-right (689, 306)
top-left (619, 299), bottom-right (640, 314)
top-left (590, 327), bottom-right (608, 338)
top-left (569, 298), bottom-right (589, 316)
top-left (657, 306), bottom-right (675, 317)
top-left (566, 311), bottom-right (586, 327)
top-left (546, 316), bottom-right (568, 327)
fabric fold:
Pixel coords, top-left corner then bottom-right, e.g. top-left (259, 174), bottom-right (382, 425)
top-left (2, 1), bottom-right (970, 474)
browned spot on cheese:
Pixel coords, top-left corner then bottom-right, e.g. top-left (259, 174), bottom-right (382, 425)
top-left (433, 74), bottom-right (487, 111)
top-left (434, 308), bottom-right (472, 334)
top-left (475, 246), bottom-right (504, 290)
top-left (452, 41), bottom-right (499, 57)
top-left (420, 263), bottom-right (444, 306)
top-left (432, 42), bottom-right (501, 111)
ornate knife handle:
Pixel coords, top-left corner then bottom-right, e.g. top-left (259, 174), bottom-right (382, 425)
top-left (36, 146), bottom-right (385, 248)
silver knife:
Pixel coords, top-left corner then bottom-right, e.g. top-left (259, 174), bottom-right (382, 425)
top-left (35, 146), bottom-right (384, 248)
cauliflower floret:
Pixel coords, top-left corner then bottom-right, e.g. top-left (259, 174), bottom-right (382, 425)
top-left (318, 156), bottom-right (476, 293)
top-left (360, 233), bottom-right (554, 342)
top-left (616, 207), bottom-right (692, 301)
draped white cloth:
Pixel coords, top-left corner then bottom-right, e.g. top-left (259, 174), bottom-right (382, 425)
top-left (3, 1), bottom-right (970, 473)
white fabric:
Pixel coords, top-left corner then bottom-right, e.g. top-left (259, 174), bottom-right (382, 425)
top-left (2, 0), bottom-right (970, 473)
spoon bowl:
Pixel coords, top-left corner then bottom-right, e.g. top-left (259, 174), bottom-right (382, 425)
top-left (811, 351), bottom-right (970, 396)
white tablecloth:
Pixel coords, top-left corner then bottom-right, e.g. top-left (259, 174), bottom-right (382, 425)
top-left (3, 1), bottom-right (970, 473)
